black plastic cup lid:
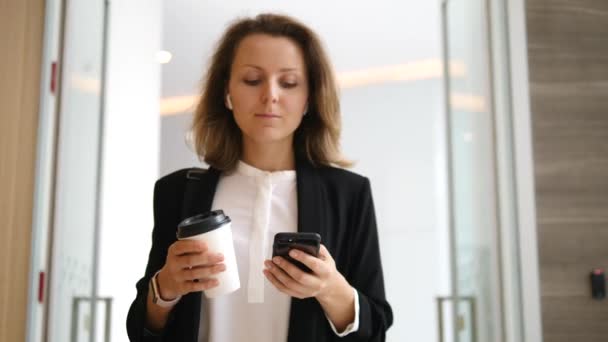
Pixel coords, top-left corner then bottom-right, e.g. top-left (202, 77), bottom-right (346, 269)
top-left (176, 210), bottom-right (231, 239)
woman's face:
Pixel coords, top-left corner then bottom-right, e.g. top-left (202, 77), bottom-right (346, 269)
top-left (227, 33), bottom-right (309, 146)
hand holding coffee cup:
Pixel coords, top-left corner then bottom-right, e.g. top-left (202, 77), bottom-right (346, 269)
top-left (174, 210), bottom-right (240, 298)
top-left (156, 239), bottom-right (226, 301)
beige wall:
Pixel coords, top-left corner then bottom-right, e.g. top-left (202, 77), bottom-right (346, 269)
top-left (527, 0), bottom-right (608, 341)
top-left (0, 0), bottom-right (45, 340)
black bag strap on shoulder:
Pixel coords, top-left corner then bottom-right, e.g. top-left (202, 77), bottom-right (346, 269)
top-left (181, 168), bottom-right (207, 220)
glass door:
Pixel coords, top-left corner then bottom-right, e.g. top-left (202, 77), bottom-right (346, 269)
top-left (441, 0), bottom-right (524, 341)
top-left (45, 0), bottom-right (108, 341)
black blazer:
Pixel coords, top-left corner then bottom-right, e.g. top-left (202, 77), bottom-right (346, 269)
top-left (127, 158), bottom-right (393, 341)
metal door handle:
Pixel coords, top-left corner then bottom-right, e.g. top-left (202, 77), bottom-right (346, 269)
top-left (70, 296), bottom-right (112, 342)
top-left (436, 296), bottom-right (478, 342)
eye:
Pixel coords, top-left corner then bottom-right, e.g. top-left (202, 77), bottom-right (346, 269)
top-left (281, 81), bottom-right (298, 89)
top-left (244, 79), bottom-right (261, 86)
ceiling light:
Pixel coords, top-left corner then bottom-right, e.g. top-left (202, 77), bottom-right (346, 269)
top-left (337, 59), bottom-right (465, 89)
top-left (157, 50), bottom-right (173, 64)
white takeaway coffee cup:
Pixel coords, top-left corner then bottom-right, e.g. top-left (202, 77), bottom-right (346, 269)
top-left (176, 210), bottom-right (240, 298)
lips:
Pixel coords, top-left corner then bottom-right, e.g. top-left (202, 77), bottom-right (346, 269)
top-left (255, 113), bottom-right (280, 118)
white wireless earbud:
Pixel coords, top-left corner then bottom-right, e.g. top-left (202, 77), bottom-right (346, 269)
top-left (226, 94), bottom-right (233, 110)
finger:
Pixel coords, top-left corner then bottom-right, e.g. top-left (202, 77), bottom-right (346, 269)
top-left (170, 240), bottom-right (208, 256)
top-left (180, 263), bottom-right (226, 282)
top-left (183, 278), bottom-right (219, 293)
top-left (287, 249), bottom-right (328, 277)
top-left (318, 244), bottom-right (330, 261)
top-left (178, 252), bottom-right (224, 269)
top-left (263, 269), bottom-right (306, 299)
top-left (267, 258), bottom-right (316, 293)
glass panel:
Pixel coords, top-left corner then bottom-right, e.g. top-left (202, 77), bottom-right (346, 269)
top-left (46, 1), bottom-right (106, 341)
top-left (443, 0), bottom-right (504, 341)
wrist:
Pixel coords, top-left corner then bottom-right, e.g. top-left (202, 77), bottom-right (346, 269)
top-left (317, 273), bottom-right (352, 305)
top-left (156, 268), bottom-right (178, 301)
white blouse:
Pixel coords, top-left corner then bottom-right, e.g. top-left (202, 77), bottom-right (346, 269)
top-left (198, 161), bottom-right (359, 342)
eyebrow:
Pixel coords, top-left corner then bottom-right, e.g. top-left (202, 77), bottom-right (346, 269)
top-left (242, 64), bottom-right (301, 72)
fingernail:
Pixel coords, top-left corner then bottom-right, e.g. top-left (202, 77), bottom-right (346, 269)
top-left (265, 261), bottom-right (272, 269)
top-left (289, 250), bottom-right (299, 258)
top-left (273, 257), bottom-right (281, 264)
top-left (217, 253), bottom-right (224, 259)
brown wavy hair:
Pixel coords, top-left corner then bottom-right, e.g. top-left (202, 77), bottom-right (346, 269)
top-left (191, 13), bottom-right (351, 171)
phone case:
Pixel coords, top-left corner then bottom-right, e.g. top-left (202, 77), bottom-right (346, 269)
top-left (272, 232), bottom-right (321, 273)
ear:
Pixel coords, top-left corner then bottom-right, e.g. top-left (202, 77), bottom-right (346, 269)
top-left (225, 93), bottom-right (233, 110)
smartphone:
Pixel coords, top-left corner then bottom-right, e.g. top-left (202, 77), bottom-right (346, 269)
top-left (272, 232), bottom-right (321, 273)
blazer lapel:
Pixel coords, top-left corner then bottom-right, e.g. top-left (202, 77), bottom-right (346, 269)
top-left (178, 166), bottom-right (221, 342)
top-left (181, 167), bottom-right (221, 219)
top-left (287, 158), bottom-right (324, 342)
top-left (295, 157), bottom-right (323, 236)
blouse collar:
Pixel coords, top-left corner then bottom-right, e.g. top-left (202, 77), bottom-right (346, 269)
top-left (235, 160), bottom-right (296, 183)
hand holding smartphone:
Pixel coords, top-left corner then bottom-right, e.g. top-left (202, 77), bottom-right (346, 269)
top-left (272, 232), bottom-right (321, 273)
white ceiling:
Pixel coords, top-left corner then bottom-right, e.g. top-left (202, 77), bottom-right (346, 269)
top-left (160, 0), bottom-right (442, 99)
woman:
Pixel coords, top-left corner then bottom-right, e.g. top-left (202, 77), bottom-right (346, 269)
top-left (127, 13), bottom-right (392, 342)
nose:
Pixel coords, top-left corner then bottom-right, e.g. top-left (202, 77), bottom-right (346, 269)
top-left (261, 81), bottom-right (279, 104)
